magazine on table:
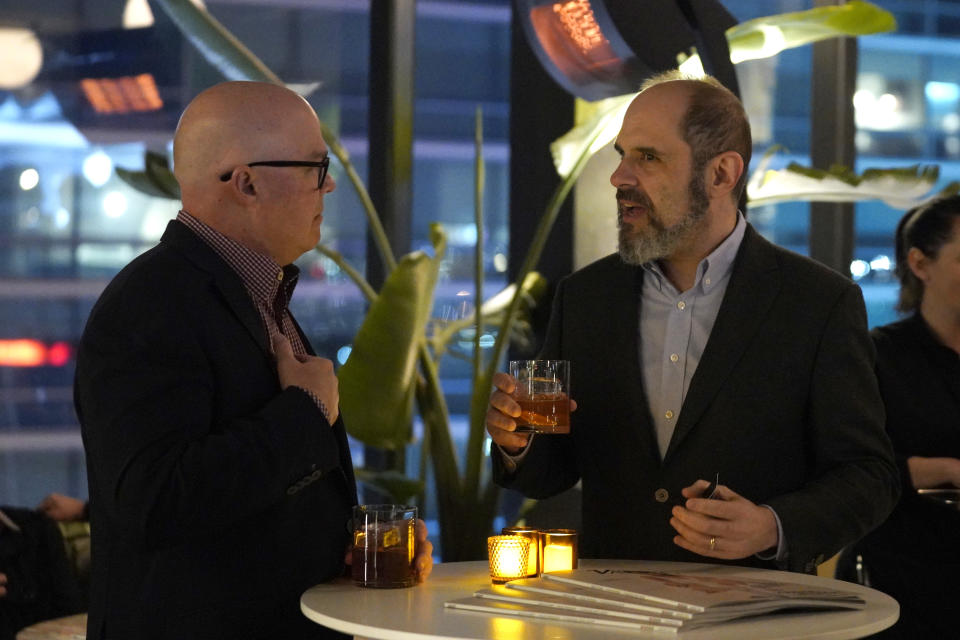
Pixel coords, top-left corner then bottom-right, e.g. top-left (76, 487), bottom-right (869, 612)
top-left (443, 593), bottom-right (683, 634)
top-left (443, 568), bottom-right (865, 631)
top-left (541, 568), bottom-right (865, 619)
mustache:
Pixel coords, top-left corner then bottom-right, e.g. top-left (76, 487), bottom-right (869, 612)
top-left (616, 189), bottom-right (654, 224)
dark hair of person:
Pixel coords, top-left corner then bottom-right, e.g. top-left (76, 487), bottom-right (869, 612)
top-left (639, 71), bottom-right (753, 203)
top-left (895, 193), bottom-right (960, 312)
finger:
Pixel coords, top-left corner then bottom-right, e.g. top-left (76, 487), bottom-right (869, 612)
top-left (570, 398), bottom-right (578, 412)
top-left (343, 546), bottom-right (353, 565)
top-left (672, 532), bottom-right (729, 558)
top-left (682, 493), bottom-right (736, 517)
top-left (415, 540), bottom-right (434, 581)
top-left (486, 405), bottom-right (519, 432)
top-left (490, 390), bottom-right (521, 418)
top-left (670, 513), bottom-right (718, 551)
top-left (670, 505), bottom-right (714, 536)
top-left (680, 479), bottom-right (712, 499)
top-left (272, 333), bottom-right (294, 360)
top-left (491, 372), bottom-right (516, 394)
top-left (415, 518), bottom-right (428, 542)
top-left (486, 421), bottom-right (531, 450)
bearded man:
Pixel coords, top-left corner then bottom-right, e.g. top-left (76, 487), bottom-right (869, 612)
top-left (485, 72), bottom-right (899, 574)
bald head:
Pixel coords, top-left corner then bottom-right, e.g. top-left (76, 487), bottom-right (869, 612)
top-left (173, 81), bottom-right (320, 202)
top-left (637, 73), bottom-right (751, 203)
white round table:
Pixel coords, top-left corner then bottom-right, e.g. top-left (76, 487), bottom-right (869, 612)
top-left (301, 559), bottom-right (898, 639)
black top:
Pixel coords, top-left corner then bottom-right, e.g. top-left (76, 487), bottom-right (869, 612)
top-left (872, 314), bottom-right (960, 493)
top-left (856, 314), bottom-right (960, 637)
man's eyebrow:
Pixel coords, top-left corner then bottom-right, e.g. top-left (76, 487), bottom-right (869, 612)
top-left (632, 145), bottom-right (661, 156)
top-left (613, 143), bottom-right (662, 157)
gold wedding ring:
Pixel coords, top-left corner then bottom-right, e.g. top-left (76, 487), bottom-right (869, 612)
top-left (709, 537), bottom-right (717, 550)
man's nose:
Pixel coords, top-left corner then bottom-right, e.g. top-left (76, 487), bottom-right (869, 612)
top-left (610, 160), bottom-right (635, 189)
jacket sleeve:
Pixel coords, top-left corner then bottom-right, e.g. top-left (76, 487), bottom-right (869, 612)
top-left (492, 276), bottom-right (581, 499)
top-left (765, 283), bottom-right (900, 572)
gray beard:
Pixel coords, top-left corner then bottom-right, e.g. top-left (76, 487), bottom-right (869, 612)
top-left (617, 172), bottom-right (710, 266)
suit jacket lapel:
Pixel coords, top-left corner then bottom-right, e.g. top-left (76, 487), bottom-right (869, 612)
top-left (605, 262), bottom-right (660, 458)
top-left (663, 225), bottom-right (781, 462)
top-left (160, 220), bottom-right (273, 358)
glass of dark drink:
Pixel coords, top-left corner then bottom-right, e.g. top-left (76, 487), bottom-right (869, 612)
top-left (508, 360), bottom-right (571, 434)
top-left (351, 504), bottom-right (417, 588)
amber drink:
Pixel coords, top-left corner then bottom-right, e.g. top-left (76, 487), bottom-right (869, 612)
top-left (351, 504), bottom-right (417, 588)
top-left (509, 360), bottom-right (571, 434)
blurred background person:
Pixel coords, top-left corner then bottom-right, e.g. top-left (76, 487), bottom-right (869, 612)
top-left (37, 494), bottom-right (88, 523)
top-left (0, 506), bottom-right (82, 640)
top-left (855, 194), bottom-right (960, 638)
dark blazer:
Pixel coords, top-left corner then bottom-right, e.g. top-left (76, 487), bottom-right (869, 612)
top-left (76, 220), bottom-right (357, 640)
top-left (495, 225), bottom-right (899, 573)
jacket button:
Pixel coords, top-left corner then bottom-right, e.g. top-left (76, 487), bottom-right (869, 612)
top-left (287, 486), bottom-right (298, 496)
top-left (654, 488), bottom-right (669, 503)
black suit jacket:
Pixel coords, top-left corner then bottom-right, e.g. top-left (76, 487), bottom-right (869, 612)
top-left (495, 225), bottom-right (899, 573)
top-left (76, 220), bottom-right (357, 640)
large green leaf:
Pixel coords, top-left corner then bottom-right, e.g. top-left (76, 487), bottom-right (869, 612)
top-left (354, 469), bottom-right (424, 505)
top-left (339, 225), bottom-right (447, 449)
top-left (115, 150), bottom-right (181, 200)
top-left (727, 1), bottom-right (896, 64)
top-left (551, 94), bottom-right (633, 179)
top-left (746, 147), bottom-right (960, 208)
top-left (155, 0), bottom-right (279, 83)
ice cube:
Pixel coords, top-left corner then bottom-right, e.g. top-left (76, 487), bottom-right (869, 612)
top-left (382, 527), bottom-right (401, 548)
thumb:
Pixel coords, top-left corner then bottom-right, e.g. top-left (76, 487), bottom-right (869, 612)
top-left (272, 333), bottom-right (294, 360)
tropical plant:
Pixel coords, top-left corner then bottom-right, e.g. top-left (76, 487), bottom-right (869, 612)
top-left (122, 0), bottom-right (905, 561)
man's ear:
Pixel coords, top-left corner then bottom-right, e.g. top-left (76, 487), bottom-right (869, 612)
top-left (235, 168), bottom-right (257, 196)
top-left (707, 151), bottom-right (744, 200)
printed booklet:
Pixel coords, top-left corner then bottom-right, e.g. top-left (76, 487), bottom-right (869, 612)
top-left (444, 568), bottom-right (864, 632)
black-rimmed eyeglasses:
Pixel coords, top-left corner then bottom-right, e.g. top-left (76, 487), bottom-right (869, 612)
top-left (219, 158), bottom-right (330, 189)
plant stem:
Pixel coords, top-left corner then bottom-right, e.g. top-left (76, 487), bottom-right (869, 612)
top-left (313, 245), bottom-right (378, 303)
top-left (466, 107), bottom-right (486, 500)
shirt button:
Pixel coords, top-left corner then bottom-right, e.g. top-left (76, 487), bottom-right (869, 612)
top-left (704, 277), bottom-right (711, 286)
top-left (276, 271), bottom-right (284, 282)
top-left (669, 353), bottom-right (679, 363)
top-left (655, 489), bottom-right (669, 503)
top-left (677, 301), bottom-right (686, 311)
top-left (665, 410), bottom-right (674, 419)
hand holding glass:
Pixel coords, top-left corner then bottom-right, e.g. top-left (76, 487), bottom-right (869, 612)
top-left (508, 360), bottom-right (570, 434)
top-left (351, 504), bottom-right (417, 588)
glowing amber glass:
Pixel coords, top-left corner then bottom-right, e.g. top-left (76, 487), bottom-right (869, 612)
top-left (487, 535), bottom-right (531, 584)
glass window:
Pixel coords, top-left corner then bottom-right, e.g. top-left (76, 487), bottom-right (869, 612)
top-left (855, 28), bottom-right (960, 327)
top-left (0, 1), bottom-right (375, 507)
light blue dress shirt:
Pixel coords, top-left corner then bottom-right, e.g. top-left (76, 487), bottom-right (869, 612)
top-left (637, 213), bottom-right (784, 561)
top-left (640, 213), bottom-right (746, 458)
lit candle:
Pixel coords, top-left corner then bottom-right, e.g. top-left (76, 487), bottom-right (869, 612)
top-left (502, 526), bottom-right (540, 577)
top-left (487, 535), bottom-right (531, 584)
top-left (542, 544), bottom-right (573, 572)
top-left (540, 529), bottom-right (578, 573)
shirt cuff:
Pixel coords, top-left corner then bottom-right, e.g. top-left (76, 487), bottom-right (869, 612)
top-left (495, 436), bottom-right (534, 473)
top-left (294, 386), bottom-right (331, 424)
top-left (756, 504), bottom-right (787, 562)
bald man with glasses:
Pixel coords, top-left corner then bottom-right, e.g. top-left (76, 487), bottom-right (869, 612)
top-left (76, 81), bottom-right (431, 640)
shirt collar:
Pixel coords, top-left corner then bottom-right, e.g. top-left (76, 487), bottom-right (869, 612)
top-left (642, 211), bottom-right (747, 294)
top-left (176, 210), bottom-right (299, 307)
